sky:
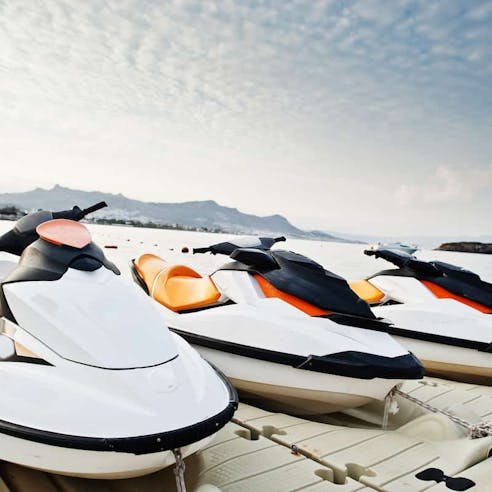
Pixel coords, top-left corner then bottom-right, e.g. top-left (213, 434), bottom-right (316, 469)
top-left (0, 0), bottom-right (491, 236)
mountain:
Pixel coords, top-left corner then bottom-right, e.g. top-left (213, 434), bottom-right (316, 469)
top-left (0, 185), bottom-right (356, 242)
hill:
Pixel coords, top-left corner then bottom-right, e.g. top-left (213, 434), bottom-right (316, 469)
top-left (0, 185), bottom-right (355, 242)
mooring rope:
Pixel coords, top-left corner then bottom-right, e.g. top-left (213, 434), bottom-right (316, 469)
top-left (173, 448), bottom-right (187, 492)
top-left (386, 387), bottom-right (492, 439)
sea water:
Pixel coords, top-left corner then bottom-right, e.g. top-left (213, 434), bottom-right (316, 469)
top-left (1, 220), bottom-right (489, 282)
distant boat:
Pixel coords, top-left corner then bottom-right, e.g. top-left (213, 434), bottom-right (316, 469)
top-left (369, 241), bottom-right (419, 255)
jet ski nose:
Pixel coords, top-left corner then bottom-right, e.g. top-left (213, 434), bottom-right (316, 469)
top-left (147, 364), bottom-right (179, 393)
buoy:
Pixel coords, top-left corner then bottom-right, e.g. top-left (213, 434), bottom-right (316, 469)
top-left (181, 246), bottom-right (189, 253)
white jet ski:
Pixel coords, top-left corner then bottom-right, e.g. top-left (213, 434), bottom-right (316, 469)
top-left (177, 236), bottom-right (491, 384)
top-left (0, 203), bottom-right (237, 479)
top-left (131, 237), bottom-right (423, 416)
top-left (351, 248), bottom-right (492, 383)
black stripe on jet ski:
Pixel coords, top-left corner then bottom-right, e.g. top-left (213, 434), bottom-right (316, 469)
top-left (321, 313), bottom-right (492, 352)
top-left (169, 328), bottom-right (425, 380)
top-left (0, 367), bottom-right (238, 455)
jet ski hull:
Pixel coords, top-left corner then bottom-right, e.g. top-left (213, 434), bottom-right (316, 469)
top-left (193, 346), bottom-right (403, 415)
top-left (392, 335), bottom-right (492, 384)
top-left (0, 431), bottom-right (213, 479)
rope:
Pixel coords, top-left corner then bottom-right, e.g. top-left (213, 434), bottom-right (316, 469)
top-left (173, 448), bottom-right (187, 492)
top-left (388, 387), bottom-right (492, 439)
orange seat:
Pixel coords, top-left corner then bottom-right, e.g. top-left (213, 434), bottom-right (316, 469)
top-left (134, 253), bottom-right (221, 312)
top-left (349, 279), bottom-right (385, 304)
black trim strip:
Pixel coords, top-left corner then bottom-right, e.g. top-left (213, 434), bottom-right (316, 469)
top-left (130, 260), bottom-right (149, 295)
top-left (177, 300), bottom-right (236, 314)
top-left (0, 367), bottom-right (238, 455)
top-left (323, 313), bottom-right (492, 352)
top-left (170, 328), bottom-right (424, 380)
top-left (3, 355), bottom-right (52, 366)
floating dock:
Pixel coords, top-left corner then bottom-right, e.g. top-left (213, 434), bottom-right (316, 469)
top-left (1, 378), bottom-right (491, 491)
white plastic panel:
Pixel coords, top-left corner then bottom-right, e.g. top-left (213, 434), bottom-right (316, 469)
top-left (0, 330), bottom-right (231, 439)
top-left (4, 267), bottom-right (178, 368)
top-left (370, 275), bottom-right (437, 304)
top-left (0, 251), bottom-right (19, 281)
top-left (211, 270), bottom-right (265, 304)
top-left (373, 299), bottom-right (492, 343)
top-left (168, 298), bottom-right (409, 359)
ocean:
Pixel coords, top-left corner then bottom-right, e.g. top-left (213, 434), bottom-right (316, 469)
top-left (1, 220), bottom-right (490, 282)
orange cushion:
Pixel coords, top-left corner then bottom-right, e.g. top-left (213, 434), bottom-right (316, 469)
top-left (349, 279), bottom-right (385, 304)
top-left (134, 254), bottom-right (221, 311)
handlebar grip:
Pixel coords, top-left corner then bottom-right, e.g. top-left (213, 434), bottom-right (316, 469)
top-left (193, 247), bottom-right (211, 254)
top-left (80, 201), bottom-right (107, 217)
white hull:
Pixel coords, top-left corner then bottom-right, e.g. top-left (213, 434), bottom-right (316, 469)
top-left (0, 431), bottom-right (214, 479)
top-left (195, 346), bottom-right (401, 415)
top-left (371, 278), bottom-right (492, 384)
top-left (393, 335), bottom-right (492, 384)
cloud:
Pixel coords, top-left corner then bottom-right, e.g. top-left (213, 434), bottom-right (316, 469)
top-left (0, 0), bottom-right (491, 235)
top-left (395, 165), bottom-right (492, 206)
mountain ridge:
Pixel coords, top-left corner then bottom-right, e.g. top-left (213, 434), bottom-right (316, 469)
top-left (0, 185), bottom-right (357, 243)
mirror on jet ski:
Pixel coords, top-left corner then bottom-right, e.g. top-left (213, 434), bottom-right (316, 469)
top-left (0, 201), bottom-right (107, 256)
top-left (193, 236), bottom-right (286, 256)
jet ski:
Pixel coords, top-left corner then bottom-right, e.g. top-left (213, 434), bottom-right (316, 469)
top-left (181, 236), bottom-right (492, 384)
top-left (130, 238), bottom-right (424, 416)
top-left (0, 204), bottom-right (237, 479)
top-left (351, 248), bottom-right (492, 382)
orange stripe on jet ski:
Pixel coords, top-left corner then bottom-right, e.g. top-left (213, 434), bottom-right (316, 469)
top-left (254, 274), bottom-right (329, 316)
top-left (421, 280), bottom-right (492, 314)
top-left (37, 219), bottom-right (91, 249)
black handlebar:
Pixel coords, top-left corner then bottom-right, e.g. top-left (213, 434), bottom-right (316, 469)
top-left (0, 202), bottom-right (108, 256)
top-left (193, 247), bottom-right (211, 254)
top-left (193, 236), bottom-right (287, 256)
top-left (52, 201), bottom-right (107, 222)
